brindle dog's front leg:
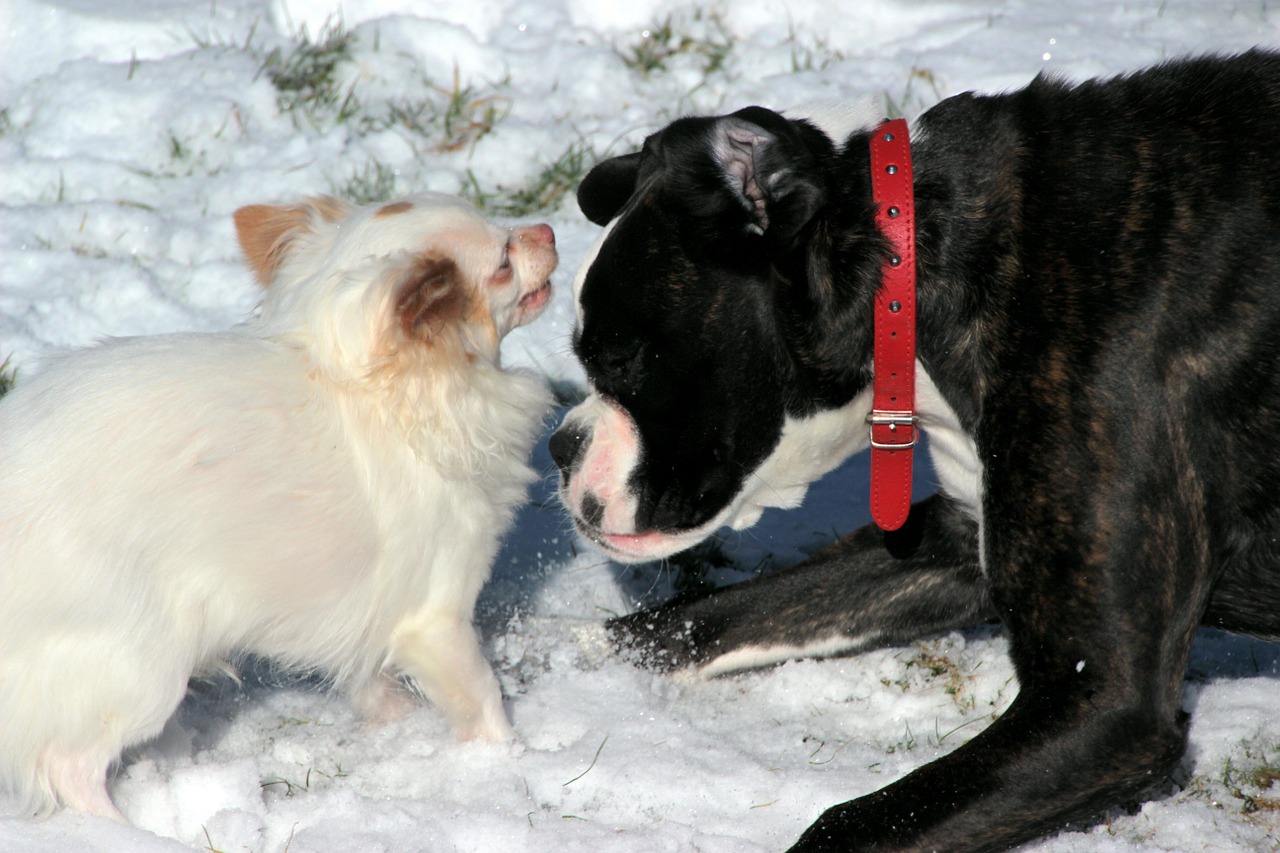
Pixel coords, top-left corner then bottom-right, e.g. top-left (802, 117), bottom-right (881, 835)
top-left (607, 493), bottom-right (992, 674)
top-left (789, 433), bottom-right (1211, 853)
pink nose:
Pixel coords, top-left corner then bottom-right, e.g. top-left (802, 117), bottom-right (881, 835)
top-left (518, 223), bottom-right (555, 245)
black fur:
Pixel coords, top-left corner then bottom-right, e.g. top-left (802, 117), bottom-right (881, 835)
top-left (559, 52), bottom-right (1280, 852)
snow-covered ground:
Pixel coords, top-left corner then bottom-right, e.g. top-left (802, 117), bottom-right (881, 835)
top-left (2, 1), bottom-right (1278, 850)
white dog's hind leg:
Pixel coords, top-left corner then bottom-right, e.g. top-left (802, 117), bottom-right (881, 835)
top-left (39, 745), bottom-right (126, 823)
top-left (388, 615), bottom-right (513, 742)
top-left (3, 619), bottom-right (195, 822)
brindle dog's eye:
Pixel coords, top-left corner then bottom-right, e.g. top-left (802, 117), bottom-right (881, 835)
top-left (606, 344), bottom-right (648, 392)
top-left (584, 342), bottom-right (648, 399)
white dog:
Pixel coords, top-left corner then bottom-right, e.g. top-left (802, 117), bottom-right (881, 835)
top-left (0, 193), bottom-right (556, 822)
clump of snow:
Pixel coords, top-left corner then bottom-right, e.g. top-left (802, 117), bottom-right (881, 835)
top-left (2, 0), bottom-right (1278, 850)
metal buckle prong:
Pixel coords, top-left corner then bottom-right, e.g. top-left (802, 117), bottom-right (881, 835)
top-left (867, 410), bottom-right (918, 450)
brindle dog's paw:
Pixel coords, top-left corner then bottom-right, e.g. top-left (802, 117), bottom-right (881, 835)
top-left (605, 591), bottom-right (735, 671)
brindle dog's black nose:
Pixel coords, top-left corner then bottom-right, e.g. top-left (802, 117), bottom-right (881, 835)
top-left (548, 423), bottom-right (587, 474)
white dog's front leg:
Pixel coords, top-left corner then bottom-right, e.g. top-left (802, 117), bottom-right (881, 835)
top-left (387, 614), bottom-right (513, 742)
top-left (351, 672), bottom-right (420, 724)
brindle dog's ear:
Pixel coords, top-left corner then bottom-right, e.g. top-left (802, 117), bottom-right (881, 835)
top-left (710, 108), bottom-right (826, 250)
top-left (577, 152), bottom-right (641, 225)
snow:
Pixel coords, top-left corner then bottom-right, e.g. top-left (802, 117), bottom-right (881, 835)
top-left (1, 0), bottom-right (1278, 850)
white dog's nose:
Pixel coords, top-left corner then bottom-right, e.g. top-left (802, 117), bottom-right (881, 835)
top-left (515, 223), bottom-right (555, 245)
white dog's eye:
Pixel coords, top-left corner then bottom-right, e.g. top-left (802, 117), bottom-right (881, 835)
top-left (492, 246), bottom-right (513, 285)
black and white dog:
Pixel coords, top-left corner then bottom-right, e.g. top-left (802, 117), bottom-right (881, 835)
top-left (551, 52), bottom-right (1280, 852)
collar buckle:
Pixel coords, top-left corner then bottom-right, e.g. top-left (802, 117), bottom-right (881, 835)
top-left (868, 410), bottom-right (919, 450)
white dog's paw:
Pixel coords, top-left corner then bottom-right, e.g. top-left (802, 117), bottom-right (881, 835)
top-left (457, 702), bottom-right (515, 743)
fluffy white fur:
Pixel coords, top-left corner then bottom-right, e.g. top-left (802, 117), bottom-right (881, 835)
top-left (0, 193), bottom-right (556, 822)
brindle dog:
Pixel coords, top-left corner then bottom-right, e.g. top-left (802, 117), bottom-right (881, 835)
top-left (551, 52), bottom-right (1280, 851)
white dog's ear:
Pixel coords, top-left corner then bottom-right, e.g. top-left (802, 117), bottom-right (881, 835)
top-left (234, 197), bottom-right (351, 286)
top-left (395, 254), bottom-right (466, 341)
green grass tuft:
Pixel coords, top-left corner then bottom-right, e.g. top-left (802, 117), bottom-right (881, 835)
top-left (466, 141), bottom-right (595, 218)
top-left (619, 10), bottom-right (734, 78)
top-left (186, 18), bottom-right (579, 216)
top-left (200, 826), bottom-right (227, 853)
top-left (260, 16), bottom-right (358, 128)
top-left (260, 762), bottom-right (348, 799)
top-left (786, 21), bottom-right (846, 73)
top-left (330, 159), bottom-right (399, 205)
top-left (1222, 745), bottom-right (1280, 815)
top-left (878, 640), bottom-right (981, 714)
top-left (435, 68), bottom-right (511, 153)
top-left (356, 68), bottom-right (511, 156)
top-left (0, 355), bottom-right (15, 400)
top-left (884, 65), bottom-right (945, 119)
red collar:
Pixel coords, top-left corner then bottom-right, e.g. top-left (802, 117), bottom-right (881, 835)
top-left (867, 119), bottom-right (917, 531)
